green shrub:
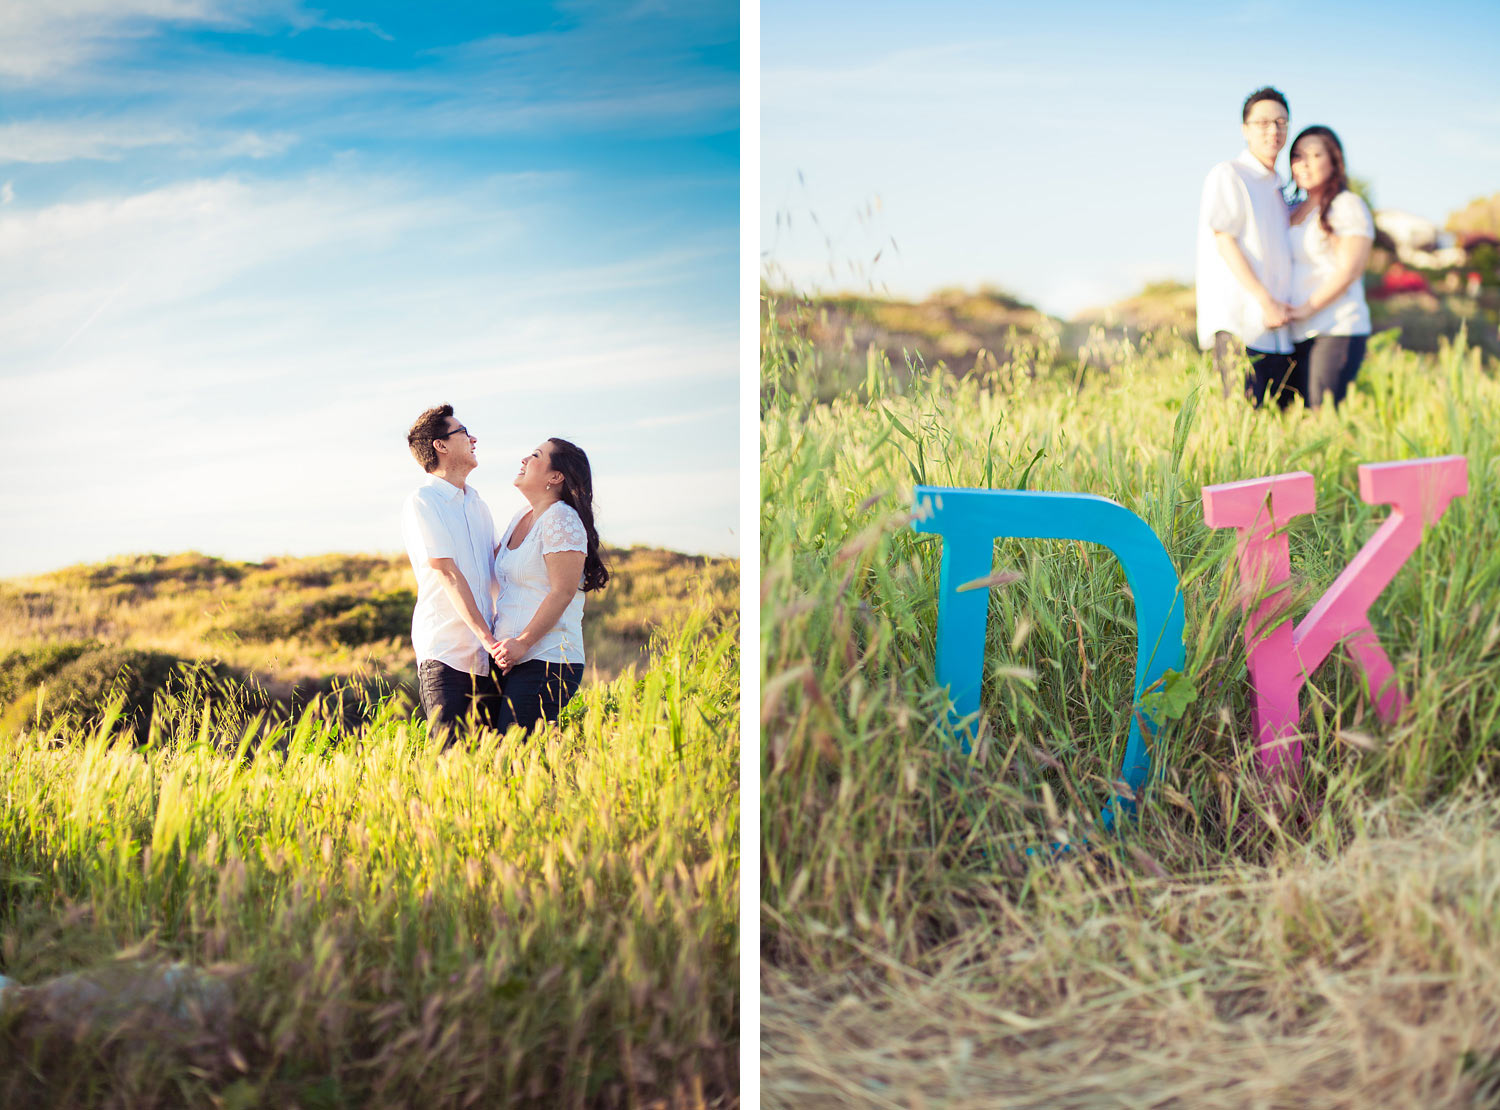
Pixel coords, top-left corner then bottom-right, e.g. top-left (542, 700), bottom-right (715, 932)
top-left (0, 648), bottom-right (246, 739)
top-left (307, 588), bottom-right (414, 646)
top-left (0, 641), bottom-right (100, 709)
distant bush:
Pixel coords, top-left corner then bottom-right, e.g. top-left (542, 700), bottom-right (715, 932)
top-left (0, 641), bottom-right (99, 710)
top-left (308, 589), bottom-right (415, 646)
top-left (1447, 192), bottom-right (1500, 240)
top-left (0, 646), bottom-right (198, 737)
top-left (50, 553), bottom-right (249, 595)
top-left (213, 588), bottom-right (415, 647)
top-left (245, 554), bottom-right (396, 590)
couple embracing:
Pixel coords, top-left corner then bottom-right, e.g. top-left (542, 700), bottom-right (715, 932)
top-left (400, 404), bottom-right (609, 746)
top-left (1197, 86), bottom-right (1374, 410)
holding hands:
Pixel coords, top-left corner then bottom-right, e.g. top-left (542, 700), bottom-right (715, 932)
top-left (488, 635), bottom-right (529, 673)
top-left (1258, 292), bottom-right (1294, 329)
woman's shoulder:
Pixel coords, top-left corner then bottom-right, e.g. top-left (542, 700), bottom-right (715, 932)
top-left (539, 500), bottom-right (582, 525)
top-left (538, 501), bottom-right (587, 551)
top-left (1331, 189), bottom-right (1370, 215)
top-left (1330, 190), bottom-right (1374, 234)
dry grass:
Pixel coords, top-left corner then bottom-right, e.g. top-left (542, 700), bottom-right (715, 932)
top-left (760, 291), bottom-right (1500, 1108)
top-left (765, 798), bottom-right (1500, 1108)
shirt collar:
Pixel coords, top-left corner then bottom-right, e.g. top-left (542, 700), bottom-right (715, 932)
top-left (425, 474), bottom-right (469, 502)
top-left (1236, 148), bottom-right (1283, 186)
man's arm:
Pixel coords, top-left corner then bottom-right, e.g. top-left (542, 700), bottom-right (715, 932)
top-left (428, 557), bottom-right (500, 653)
top-left (1214, 232), bottom-right (1291, 329)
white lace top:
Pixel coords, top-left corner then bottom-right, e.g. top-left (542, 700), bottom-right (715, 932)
top-left (1288, 191), bottom-right (1374, 342)
top-left (492, 501), bottom-right (588, 665)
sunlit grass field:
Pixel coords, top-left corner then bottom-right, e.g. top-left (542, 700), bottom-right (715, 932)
top-left (0, 556), bottom-right (739, 1107)
top-left (760, 295), bottom-right (1500, 1107)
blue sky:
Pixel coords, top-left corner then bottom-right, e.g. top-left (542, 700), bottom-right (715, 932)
top-left (762, 0), bottom-right (1500, 316)
top-left (0, 0), bottom-right (738, 576)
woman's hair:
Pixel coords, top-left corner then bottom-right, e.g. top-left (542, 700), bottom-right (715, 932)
top-left (546, 438), bottom-right (610, 592)
top-left (1287, 125), bottom-right (1349, 239)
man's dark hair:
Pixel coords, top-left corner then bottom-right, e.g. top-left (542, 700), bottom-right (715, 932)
top-left (1242, 86), bottom-right (1289, 122)
top-left (407, 404), bottom-right (454, 473)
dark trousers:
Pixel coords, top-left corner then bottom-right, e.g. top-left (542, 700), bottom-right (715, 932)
top-left (1214, 331), bottom-right (1295, 409)
top-left (494, 660), bottom-right (583, 733)
top-left (417, 659), bottom-right (501, 747)
top-left (1290, 334), bottom-right (1367, 410)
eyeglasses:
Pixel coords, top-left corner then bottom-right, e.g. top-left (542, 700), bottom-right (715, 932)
top-left (438, 426), bottom-right (470, 439)
top-left (1246, 118), bottom-right (1288, 131)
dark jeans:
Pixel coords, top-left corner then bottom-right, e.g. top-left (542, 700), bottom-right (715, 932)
top-left (1214, 331), bottom-right (1295, 409)
top-left (1290, 334), bottom-right (1367, 410)
top-left (494, 660), bottom-right (583, 733)
top-left (417, 659), bottom-right (501, 747)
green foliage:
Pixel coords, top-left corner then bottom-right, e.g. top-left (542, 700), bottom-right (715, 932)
top-left (0, 548), bottom-right (738, 738)
top-left (305, 588), bottom-right (415, 645)
top-left (0, 640), bottom-right (98, 709)
top-left (1136, 668), bottom-right (1198, 726)
top-left (0, 646), bottom-right (249, 739)
top-left (0, 615), bottom-right (739, 1106)
top-left (761, 296), bottom-right (1500, 1102)
top-left (762, 306), bottom-right (1500, 963)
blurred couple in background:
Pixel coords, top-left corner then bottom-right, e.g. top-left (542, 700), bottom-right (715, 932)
top-left (1196, 85), bottom-right (1375, 410)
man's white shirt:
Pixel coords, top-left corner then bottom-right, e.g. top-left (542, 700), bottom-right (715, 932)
top-left (401, 475), bottom-right (497, 675)
top-left (1196, 148), bottom-right (1293, 354)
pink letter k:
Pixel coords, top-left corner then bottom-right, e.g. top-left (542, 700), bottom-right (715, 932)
top-left (1202, 456), bottom-right (1467, 774)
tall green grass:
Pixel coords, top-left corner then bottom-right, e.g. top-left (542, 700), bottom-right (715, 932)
top-left (1, 615), bottom-right (738, 1108)
top-left (761, 295), bottom-right (1500, 1105)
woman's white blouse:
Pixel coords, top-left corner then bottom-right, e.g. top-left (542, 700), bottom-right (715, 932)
top-left (1289, 191), bottom-right (1374, 342)
top-left (492, 502), bottom-right (588, 666)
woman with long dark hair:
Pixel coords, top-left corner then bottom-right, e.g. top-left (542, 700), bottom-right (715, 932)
top-left (1285, 125), bottom-right (1374, 408)
top-left (488, 438), bottom-right (609, 732)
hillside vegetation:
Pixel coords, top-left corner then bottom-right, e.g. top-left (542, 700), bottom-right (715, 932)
top-left (765, 252), bottom-right (1500, 402)
top-left (0, 546), bottom-right (737, 739)
top-left (0, 548), bottom-right (739, 1107)
top-left (761, 293), bottom-right (1500, 1106)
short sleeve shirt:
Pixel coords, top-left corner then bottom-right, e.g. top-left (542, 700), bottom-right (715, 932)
top-left (1288, 191), bottom-right (1374, 341)
top-left (492, 501), bottom-right (589, 666)
top-left (401, 476), bottom-right (497, 674)
top-left (1196, 149), bottom-right (1293, 353)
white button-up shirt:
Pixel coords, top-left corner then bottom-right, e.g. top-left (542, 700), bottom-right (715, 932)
top-left (401, 475), bottom-right (497, 674)
top-left (1196, 149), bottom-right (1293, 354)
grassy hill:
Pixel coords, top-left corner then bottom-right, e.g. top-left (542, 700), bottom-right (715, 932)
top-left (766, 269), bottom-right (1500, 406)
top-left (0, 547), bottom-right (738, 1106)
top-left (0, 545), bottom-right (737, 738)
top-left (760, 294), bottom-right (1500, 1105)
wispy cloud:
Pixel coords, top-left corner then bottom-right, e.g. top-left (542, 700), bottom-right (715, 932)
top-left (0, 119), bottom-right (189, 163)
top-left (0, 1), bottom-right (395, 82)
top-left (0, 0), bottom-right (253, 82)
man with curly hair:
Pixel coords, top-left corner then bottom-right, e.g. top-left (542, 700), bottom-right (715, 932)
top-left (401, 404), bottom-right (502, 745)
top-left (1197, 86), bottom-right (1295, 406)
